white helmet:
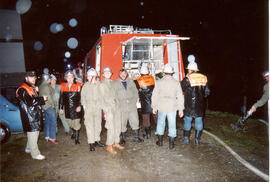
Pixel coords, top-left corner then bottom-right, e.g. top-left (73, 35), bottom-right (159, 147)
top-left (42, 74), bottom-right (50, 81)
top-left (87, 68), bottom-right (98, 76)
top-left (102, 66), bottom-right (111, 73)
top-left (163, 64), bottom-right (174, 73)
top-left (187, 62), bottom-right (199, 71)
top-left (262, 70), bottom-right (269, 77)
top-left (140, 66), bottom-right (149, 74)
top-left (187, 54), bottom-right (199, 71)
top-left (50, 74), bottom-right (57, 80)
top-left (65, 70), bottom-right (74, 76)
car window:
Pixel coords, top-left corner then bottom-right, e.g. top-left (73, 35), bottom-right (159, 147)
top-left (0, 87), bottom-right (19, 106)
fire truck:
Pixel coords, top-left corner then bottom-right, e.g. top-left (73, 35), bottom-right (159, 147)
top-left (83, 25), bottom-right (190, 81)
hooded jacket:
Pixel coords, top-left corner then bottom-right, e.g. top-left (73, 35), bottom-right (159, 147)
top-left (181, 72), bottom-right (210, 117)
top-left (16, 82), bottom-right (45, 132)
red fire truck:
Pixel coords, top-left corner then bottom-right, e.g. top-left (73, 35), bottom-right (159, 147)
top-left (83, 25), bottom-right (190, 82)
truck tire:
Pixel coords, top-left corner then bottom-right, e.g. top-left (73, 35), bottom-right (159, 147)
top-left (0, 122), bottom-right (11, 144)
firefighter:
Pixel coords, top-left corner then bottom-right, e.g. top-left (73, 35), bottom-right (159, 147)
top-left (250, 70), bottom-right (269, 113)
top-left (16, 71), bottom-right (47, 160)
top-left (100, 66), bottom-right (124, 155)
top-left (135, 66), bottom-right (157, 139)
top-left (81, 68), bottom-right (105, 152)
top-left (179, 56), bottom-right (210, 145)
top-left (59, 70), bottom-right (83, 145)
top-left (114, 69), bottom-right (144, 144)
top-left (152, 64), bottom-right (184, 149)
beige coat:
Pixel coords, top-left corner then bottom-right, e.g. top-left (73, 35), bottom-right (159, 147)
top-left (100, 78), bottom-right (119, 114)
top-left (100, 78), bottom-right (121, 145)
top-left (81, 81), bottom-right (103, 144)
top-left (81, 81), bottom-right (102, 113)
top-left (39, 81), bottom-right (55, 110)
top-left (151, 75), bottom-right (184, 112)
top-left (113, 78), bottom-right (139, 112)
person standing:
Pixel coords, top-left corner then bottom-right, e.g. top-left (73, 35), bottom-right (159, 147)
top-left (59, 70), bottom-right (82, 144)
top-left (81, 68), bottom-right (105, 152)
top-left (179, 57), bottom-right (210, 145)
top-left (100, 66), bottom-right (124, 155)
top-left (250, 70), bottom-right (269, 113)
top-left (151, 64), bottom-right (184, 149)
top-left (50, 74), bottom-right (70, 135)
top-left (39, 73), bottom-right (58, 144)
top-left (135, 66), bottom-right (157, 139)
top-left (114, 69), bottom-right (143, 144)
top-left (16, 71), bottom-right (47, 160)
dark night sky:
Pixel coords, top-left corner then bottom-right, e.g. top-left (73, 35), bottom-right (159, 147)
top-left (0, 0), bottom-right (269, 116)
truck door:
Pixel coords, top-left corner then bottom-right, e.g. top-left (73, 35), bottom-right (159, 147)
top-left (121, 36), bottom-right (189, 81)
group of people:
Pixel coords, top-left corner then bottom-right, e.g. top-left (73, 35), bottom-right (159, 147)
top-left (16, 59), bottom-right (268, 161)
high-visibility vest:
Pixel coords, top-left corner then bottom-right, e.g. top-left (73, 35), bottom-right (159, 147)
top-left (16, 83), bottom-right (38, 97)
top-left (136, 75), bottom-right (155, 88)
top-left (60, 82), bottom-right (82, 92)
top-left (186, 73), bottom-right (207, 87)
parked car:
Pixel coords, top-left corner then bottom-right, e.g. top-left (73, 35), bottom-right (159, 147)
top-left (0, 93), bottom-right (23, 143)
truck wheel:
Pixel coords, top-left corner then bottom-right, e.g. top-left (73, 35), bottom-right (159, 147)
top-left (0, 123), bottom-right (11, 144)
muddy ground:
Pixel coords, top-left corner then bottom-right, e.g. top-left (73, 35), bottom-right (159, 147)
top-left (1, 111), bottom-right (269, 182)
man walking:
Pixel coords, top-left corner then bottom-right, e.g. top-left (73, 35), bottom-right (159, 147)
top-left (179, 56), bottom-right (210, 145)
top-left (114, 69), bottom-right (143, 144)
top-left (100, 66), bottom-right (124, 154)
top-left (151, 64), bottom-right (184, 149)
top-left (16, 71), bottom-right (47, 160)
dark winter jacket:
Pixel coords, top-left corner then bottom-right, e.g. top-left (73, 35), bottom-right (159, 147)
top-left (16, 82), bottom-right (45, 132)
top-left (59, 82), bottom-right (82, 119)
top-left (135, 75), bottom-right (155, 114)
top-left (181, 72), bottom-right (210, 117)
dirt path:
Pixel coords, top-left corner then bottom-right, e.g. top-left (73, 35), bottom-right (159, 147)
top-left (1, 123), bottom-right (267, 182)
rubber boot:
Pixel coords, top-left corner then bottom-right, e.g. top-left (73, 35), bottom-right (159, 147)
top-left (169, 137), bottom-right (175, 149)
top-left (156, 135), bottom-right (163, 146)
top-left (195, 130), bottom-right (202, 145)
top-left (75, 130), bottom-right (80, 144)
top-left (94, 141), bottom-right (105, 147)
top-left (133, 129), bottom-right (144, 142)
top-left (89, 144), bottom-right (95, 151)
top-left (106, 145), bottom-right (117, 155)
top-left (179, 130), bottom-right (190, 144)
top-left (71, 128), bottom-right (76, 139)
top-left (143, 127), bottom-right (151, 139)
top-left (120, 132), bottom-right (126, 145)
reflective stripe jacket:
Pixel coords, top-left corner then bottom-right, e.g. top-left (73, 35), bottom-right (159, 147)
top-left (16, 82), bottom-right (45, 132)
top-left (181, 72), bottom-right (210, 117)
top-left (59, 81), bottom-right (82, 119)
top-left (135, 75), bottom-right (155, 114)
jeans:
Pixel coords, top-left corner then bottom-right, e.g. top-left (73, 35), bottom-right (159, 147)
top-left (44, 107), bottom-right (57, 140)
top-left (155, 111), bottom-right (176, 137)
top-left (184, 116), bottom-right (203, 131)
